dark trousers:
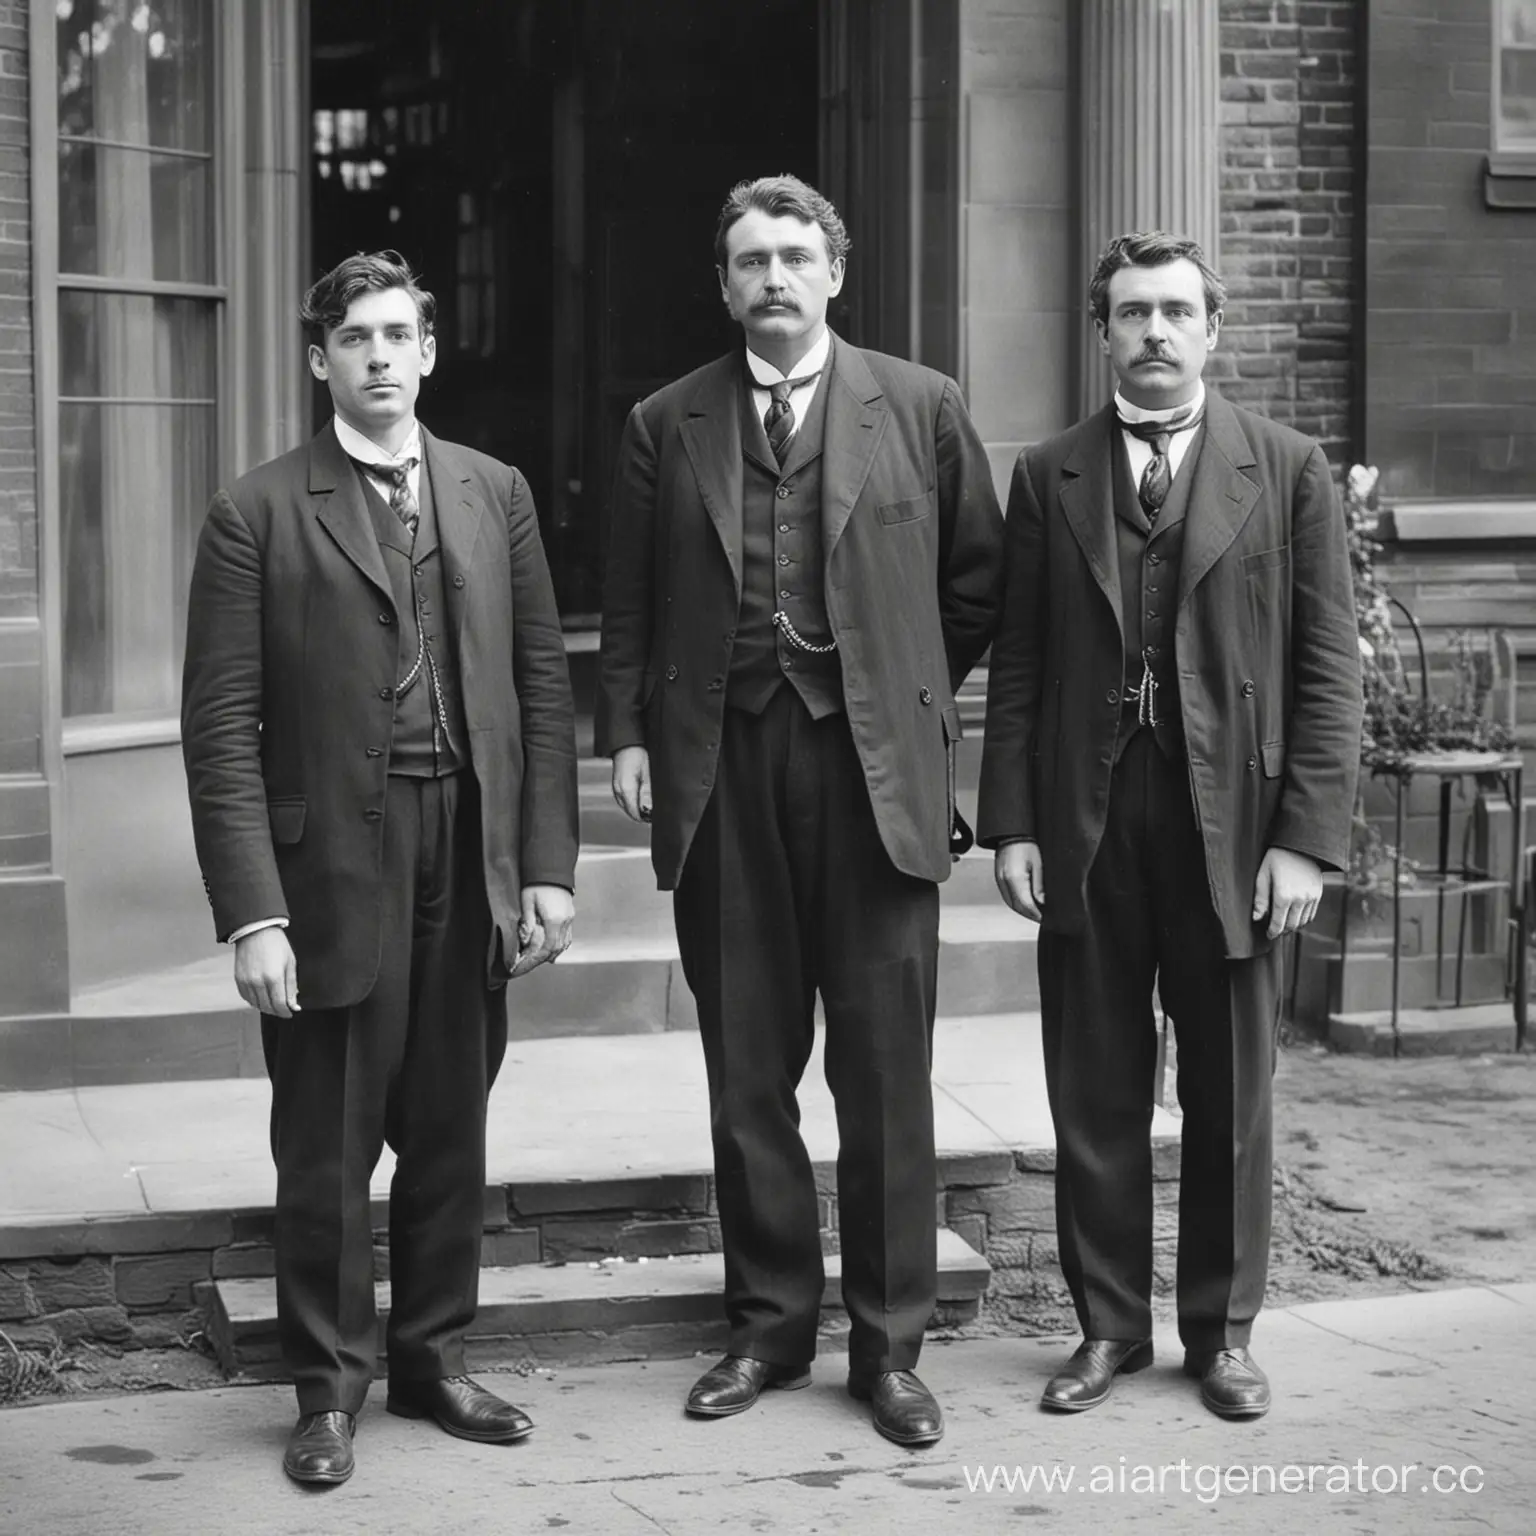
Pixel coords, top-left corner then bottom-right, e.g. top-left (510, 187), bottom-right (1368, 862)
top-left (260, 772), bottom-right (506, 1415)
top-left (673, 686), bottom-right (941, 1375)
top-left (1037, 730), bottom-right (1281, 1354)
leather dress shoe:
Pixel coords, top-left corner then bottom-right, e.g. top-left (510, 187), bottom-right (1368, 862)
top-left (685, 1354), bottom-right (811, 1417)
top-left (848, 1369), bottom-right (944, 1447)
top-left (1183, 1347), bottom-right (1271, 1420)
top-left (1041, 1337), bottom-right (1153, 1412)
top-left (283, 1410), bottom-right (355, 1486)
top-left (386, 1375), bottom-right (534, 1443)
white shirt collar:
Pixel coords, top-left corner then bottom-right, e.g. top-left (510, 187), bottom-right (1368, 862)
top-left (744, 330), bottom-right (832, 387)
top-left (333, 413), bottom-right (423, 468)
top-left (1114, 380), bottom-right (1206, 427)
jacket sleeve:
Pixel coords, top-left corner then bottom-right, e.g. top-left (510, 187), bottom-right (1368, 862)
top-left (506, 468), bottom-right (580, 890)
top-left (976, 449), bottom-right (1047, 848)
top-left (596, 401), bottom-right (660, 757)
top-left (1266, 444), bottom-right (1364, 869)
top-left (180, 491), bottom-right (288, 940)
top-left (934, 378), bottom-right (1005, 692)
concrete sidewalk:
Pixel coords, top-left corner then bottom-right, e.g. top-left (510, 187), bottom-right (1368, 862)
top-left (2, 1285), bottom-right (1530, 1534)
top-left (0, 1014), bottom-right (1170, 1225)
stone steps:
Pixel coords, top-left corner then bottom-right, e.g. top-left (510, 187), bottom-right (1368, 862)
top-left (0, 855), bottom-right (1035, 1088)
top-left (1326, 1001), bottom-right (1520, 1056)
top-left (203, 1229), bottom-right (994, 1380)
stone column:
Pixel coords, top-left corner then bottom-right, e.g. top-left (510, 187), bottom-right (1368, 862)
top-left (1078, 0), bottom-right (1220, 414)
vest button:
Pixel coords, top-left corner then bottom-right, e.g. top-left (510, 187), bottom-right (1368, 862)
top-left (1246, 756), bottom-right (1257, 771)
top-left (1241, 679), bottom-right (1255, 696)
top-left (665, 664), bottom-right (679, 681)
top-left (453, 574), bottom-right (466, 588)
top-left (366, 747), bottom-right (382, 758)
top-left (1106, 688), bottom-right (1118, 704)
top-left (779, 523), bottom-right (791, 533)
top-left (778, 554), bottom-right (790, 566)
top-left (919, 686), bottom-right (933, 705)
top-left (776, 486), bottom-right (790, 500)
top-left (364, 808), bottom-right (383, 821)
top-left (379, 686), bottom-right (394, 700)
top-left (779, 589), bottom-right (791, 599)
top-left (379, 612), bottom-right (392, 624)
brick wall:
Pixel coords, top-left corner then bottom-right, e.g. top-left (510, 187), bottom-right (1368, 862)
top-left (1217, 0), bottom-right (1358, 466)
top-left (1366, 0), bottom-right (1536, 501)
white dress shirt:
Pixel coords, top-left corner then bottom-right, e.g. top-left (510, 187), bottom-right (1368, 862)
top-left (1115, 381), bottom-right (1206, 486)
top-left (227, 416), bottom-right (425, 947)
top-left (745, 330), bottom-right (832, 442)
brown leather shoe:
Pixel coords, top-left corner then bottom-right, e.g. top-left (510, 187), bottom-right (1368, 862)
top-left (1183, 1347), bottom-right (1271, 1419)
top-left (386, 1375), bottom-right (534, 1443)
top-left (684, 1354), bottom-right (812, 1417)
top-left (1041, 1338), bottom-right (1154, 1412)
top-left (283, 1410), bottom-right (355, 1485)
top-left (848, 1369), bottom-right (944, 1447)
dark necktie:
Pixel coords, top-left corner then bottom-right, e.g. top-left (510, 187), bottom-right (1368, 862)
top-left (1116, 405), bottom-right (1203, 521)
top-left (762, 371), bottom-right (823, 467)
top-left (352, 455), bottom-right (421, 539)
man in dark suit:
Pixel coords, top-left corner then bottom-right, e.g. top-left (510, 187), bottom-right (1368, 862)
top-left (979, 232), bottom-right (1361, 1422)
top-left (599, 176), bottom-right (1002, 1446)
top-left (182, 252), bottom-right (578, 1484)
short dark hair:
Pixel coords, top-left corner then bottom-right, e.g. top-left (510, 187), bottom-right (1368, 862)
top-left (300, 250), bottom-right (436, 342)
top-left (1088, 232), bottom-right (1226, 327)
top-left (714, 175), bottom-right (851, 269)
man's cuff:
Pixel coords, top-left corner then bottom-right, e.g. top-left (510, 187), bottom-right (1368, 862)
top-left (227, 917), bottom-right (289, 944)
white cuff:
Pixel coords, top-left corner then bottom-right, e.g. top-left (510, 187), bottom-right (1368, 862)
top-left (227, 917), bottom-right (289, 944)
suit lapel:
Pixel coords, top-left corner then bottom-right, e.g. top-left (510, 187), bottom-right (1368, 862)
top-left (311, 422), bottom-right (393, 607)
top-left (1178, 391), bottom-right (1261, 607)
top-left (821, 335), bottom-right (887, 559)
top-left (1059, 406), bottom-right (1123, 643)
top-left (679, 355), bottom-right (746, 595)
top-left (421, 428), bottom-right (485, 639)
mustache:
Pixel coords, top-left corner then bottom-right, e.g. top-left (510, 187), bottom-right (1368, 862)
top-left (1132, 348), bottom-right (1175, 365)
top-left (752, 296), bottom-right (801, 312)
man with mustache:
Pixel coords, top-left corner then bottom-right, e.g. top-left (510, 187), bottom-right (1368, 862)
top-left (182, 252), bottom-right (578, 1483)
top-left (978, 232), bottom-right (1361, 1420)
top-left (600, 176), bottom-right (1002, 1446)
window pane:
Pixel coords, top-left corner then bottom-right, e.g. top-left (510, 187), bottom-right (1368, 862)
top-left (59, 141), bottom-right (214, 282)
top-left (57, 0), bottom-right (213, 153)
top-left (1500, 47), bottom-right (1536, 150)
top-left (60, 402), bottom-right (215, 717)
top-left (60, 292), bottom-right (216, 400)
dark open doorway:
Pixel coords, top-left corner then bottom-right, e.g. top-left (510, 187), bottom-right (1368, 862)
top-left (309, 0), bottom-right (822, 620)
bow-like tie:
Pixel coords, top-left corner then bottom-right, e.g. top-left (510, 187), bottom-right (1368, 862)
top-left (1116, 405), bottom-right (1203, 521)
top-left (761, 370), bottom-right (823, 467)
top-left (350, 455), bottom-right (421, 539)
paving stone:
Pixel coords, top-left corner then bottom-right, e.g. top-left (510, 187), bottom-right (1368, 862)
top-left (0, 1212), bottom-right (234, 1262)
top-left (948, 1173), bottom-right (1056, 1232)
top-left (509, 1174), bottom-right (711, 1219)
top-left (211, 1244), bottom-right (275, 1280)
top-left (481, 1228), bottom-right (541, 1268)
top-left (938, 1151), bottom-right (1017, 1188)
top-left (0, 1265), bottom-right (37, 1320)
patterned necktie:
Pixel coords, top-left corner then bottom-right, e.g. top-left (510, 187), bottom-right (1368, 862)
top-left (763, 371), bottom-right (823, 467)
top-left (1117, 406), bottom-right (1203, 521)
top-left (352, 456), bottom-right (421, 540)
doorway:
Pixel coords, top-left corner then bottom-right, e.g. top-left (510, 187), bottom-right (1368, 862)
top-left (309, 0), bottom-right (823, 619)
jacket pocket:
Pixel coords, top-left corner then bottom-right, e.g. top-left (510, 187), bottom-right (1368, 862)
top-left (266, 797), bottom-right (307, 844)
top-left (878, 489), bottom-right (934, 526)
top-left (1261, 741), bottom-right (1285, 779)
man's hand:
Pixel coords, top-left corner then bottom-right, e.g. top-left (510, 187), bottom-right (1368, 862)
top-left (995, 840), bottom-right (1046, 923)
top-left (612, 745), bottom-right (653, 824)
top-left (234, 927), bottom-right (300, 1018)
top-left (1252, 847), bottom-right (1323, 940)
top-left (511, 885), bottom-right (576, 978)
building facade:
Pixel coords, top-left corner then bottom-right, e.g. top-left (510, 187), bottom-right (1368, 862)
top-left (2, 0), bottom-right (1534, 1020)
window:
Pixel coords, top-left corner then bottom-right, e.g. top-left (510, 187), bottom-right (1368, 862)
top-left (1495, 0), bottom-right (1536, 156)
top-left (54, 0), bottom-right (220, 721)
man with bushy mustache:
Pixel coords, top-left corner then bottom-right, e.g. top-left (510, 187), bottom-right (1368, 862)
top-left (978, 231), bottom-right (1362, 1422)
top-left (600, 175), bottom-right (1002, 1446)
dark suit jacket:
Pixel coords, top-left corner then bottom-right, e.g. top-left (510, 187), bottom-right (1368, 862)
top-left (181, 422), bottom-right (579, 1010)
top-left (976, 392), bottom-right (1363, 959)
top-left (598, 335), bottom-right (1004, 889)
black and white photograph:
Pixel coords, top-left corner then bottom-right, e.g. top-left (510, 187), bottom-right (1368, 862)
top-left (1, 2), bottom-right (1533, 1531)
